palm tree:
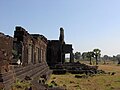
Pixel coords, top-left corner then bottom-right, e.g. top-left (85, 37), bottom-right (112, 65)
top-left (74, 52), bottom-right (81, 60)
top-left (87, 51), bottom-right (94, 65)
top-left (82, 52), bottom-right (87, 60)
top-left (93, 49), bottom-right (101, 65)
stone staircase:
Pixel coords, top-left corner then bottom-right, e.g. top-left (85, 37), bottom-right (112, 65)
top-left (0, 62), bottom-right (52, 90)
top-left (0, 70), bottom-right (15, 90)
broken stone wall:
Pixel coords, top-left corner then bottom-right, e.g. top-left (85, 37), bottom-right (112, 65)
top-left (47, 40), bottom-right (62, 66)
top-left (31, 34), bottom-right (48, 63)
top-left (0, 32), bottom-right (13, 73)
top-left (14, 26), bottom-right (48, 66)
top-left (13, 27), bottom-right (33, 66)
top-left (0, 27), bottom-right (52, 89)
top-left (47, 28), bottom-right (74, 66)
top-left (0, 32), bottom-right (14, 89)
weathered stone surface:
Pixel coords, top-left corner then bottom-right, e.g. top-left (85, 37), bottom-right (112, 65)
top-left (0, 26), bottom-right (101, 90)
top-left (47, 28), bottom-right (74, 67)
top-left (13, 26), bottom-right (47, 66)
top-left (0, 26), bottom-right (52, 90)
top-left (52, 62), bottom-right (99, 75)
top-left (0, 33), bottom-right (13, 73)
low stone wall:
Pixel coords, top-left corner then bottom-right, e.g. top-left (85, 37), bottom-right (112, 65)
top-left (0, 62), bottom-right (52, 90)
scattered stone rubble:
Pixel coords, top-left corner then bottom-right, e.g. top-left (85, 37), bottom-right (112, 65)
top-left (52, 62), bottom-right (106, 75)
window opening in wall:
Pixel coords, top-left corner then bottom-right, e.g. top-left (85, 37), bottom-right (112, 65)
top-left (65, 53), bottom-right (70, 62)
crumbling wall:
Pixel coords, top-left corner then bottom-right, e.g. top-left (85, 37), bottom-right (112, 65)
top-left (0, 32), bottom-right (13, 73)
top-left (13, 27), bottom-right (48, 66)
top-left (31, 34), bottom-right (48, 63)
top-left (47, 40), bottom-right (62, 66)
top-left (0, 27), bottom-right (52, 90)
top-left (0, 32), bottom-right (14, 89)
top-left (13, 27), bottom-right (33, 66)
top-left (47, 28), bottom-right (74, 67)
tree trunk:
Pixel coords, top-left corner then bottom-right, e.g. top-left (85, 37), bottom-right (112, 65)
top-left (90, 57), bottom-right (92, 65)
top-left (96, 56), bottom-right (98, 65)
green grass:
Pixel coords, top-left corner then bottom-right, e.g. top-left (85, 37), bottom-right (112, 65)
top-left (11, 79), bottom-right (32, 90)
top-left (47, 61), bottom-right (120, 90)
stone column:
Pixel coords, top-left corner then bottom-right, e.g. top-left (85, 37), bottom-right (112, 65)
top-left (59, 27), bottom-right (64, 44)
top-left (70, 53), bottom-right (74, 63)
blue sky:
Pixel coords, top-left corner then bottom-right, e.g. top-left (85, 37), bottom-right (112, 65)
top-left (1, 0), bottom-right (120, 56)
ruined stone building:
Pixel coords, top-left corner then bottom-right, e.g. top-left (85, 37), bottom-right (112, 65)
top-left (0, 26), bottom-right (74, 89)
top-left (0, 32), bottom-right (13, 73)
top-left (0, 26), bottom-right (101, 90)
top-left (0, 26), bottom-right (52, 89)
top-left (13, 26), bottom-right (47, 66)
top-left (47, 27), bottom-right (74, 67)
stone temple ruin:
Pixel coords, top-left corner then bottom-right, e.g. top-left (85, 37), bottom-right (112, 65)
top-left (47, 28), bottom-right (98, 75)
top-left (0, 26), bottom-right (99, 90)
top-left (0, 26), bottom-right (52, 89)
top-left (13, 27), bottom-right (48, 66)
top-left (47, 27), bottom-right (74, 67)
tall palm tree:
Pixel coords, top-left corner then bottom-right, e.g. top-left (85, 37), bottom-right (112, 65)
top-left (93, 49), bottom-right (101, 65)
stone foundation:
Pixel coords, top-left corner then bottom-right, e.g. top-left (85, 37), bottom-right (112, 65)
top-left (0, 62), bottom-right (52, 89)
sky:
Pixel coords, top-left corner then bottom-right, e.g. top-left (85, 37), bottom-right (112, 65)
top-left (0, 0), bottom-right (120, 56)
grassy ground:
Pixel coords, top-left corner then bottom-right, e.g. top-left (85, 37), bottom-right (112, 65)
top-left (47, 61), bottom-right (120, 90)
top-left (10, 79), bottom-right (32, 90)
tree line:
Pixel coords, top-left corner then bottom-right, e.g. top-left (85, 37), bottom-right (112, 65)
top-left (74, 49), bottom-right (120, 65)
top-left (74, 49), bottom-right (101, 65)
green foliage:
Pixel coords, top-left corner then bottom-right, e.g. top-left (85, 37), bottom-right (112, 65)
top-left (103, 55), bottom-right (109, 64)
top-left (93, 49), bottom-right (101, 57)
top-left (12, 49), bottom-right (21, 60)
top-left (93, 49), bottom-right (101, 65)
top-left (74, 52), bottom-right (81, 60)
top-left (48, 81), bottom-right (58, 87)
top-left (86, 51), bottom-right (94, 65)
top-left (87, 52), bottom-right (94, 58)
top-left (82, 52), bottom-right (88, 60)
top-left (11, 79), bottom-right (32, 90)
top-left (81, 49), bottom-right (101, 65)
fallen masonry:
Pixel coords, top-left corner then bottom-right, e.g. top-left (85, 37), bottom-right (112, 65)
top-left (51, 62), bottom-right (105, 75)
